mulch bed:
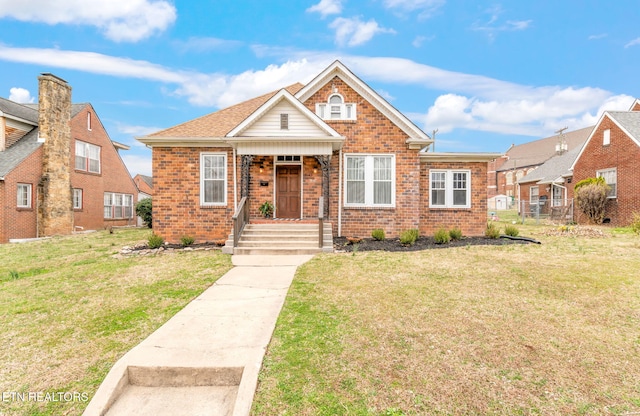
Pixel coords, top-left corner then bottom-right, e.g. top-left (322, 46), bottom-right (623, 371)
top-left (334, 236), bottom-right (532, 252)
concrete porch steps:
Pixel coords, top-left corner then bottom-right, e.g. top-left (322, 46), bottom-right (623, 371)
top-left (231, 222), bottom-right (333, 255)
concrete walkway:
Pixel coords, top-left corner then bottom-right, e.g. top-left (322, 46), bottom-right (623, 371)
top-left (83, 255), bottom-right (314, 416)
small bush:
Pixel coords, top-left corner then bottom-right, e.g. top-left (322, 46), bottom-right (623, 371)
top-left (9, 270), bottom-right (20, 280)
top-left (371, 228), bottom-right (386, 241)
top-left (504, 224), bottom-right (519, 237)
top-left (180, 235), bottom-right (195, 246)
top-left (449, 227), bottom-right (463, 240)
top-left (135, 198), bottom-right (153, 228)
top-left (148, 233), bottom-right (164, 249)
top-left (631, 212), bottom-right (640, 235)
top-left (434, 228), bottom-right (451, 244)
top-left (399, 229), bottom-right (419, 245)
top-left (485, 223), bottom-right (500, 239)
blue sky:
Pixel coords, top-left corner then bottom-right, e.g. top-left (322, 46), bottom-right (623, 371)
top-left (1, 0), bottom-right (638, 177)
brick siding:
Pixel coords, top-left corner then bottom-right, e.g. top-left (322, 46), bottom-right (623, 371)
top-left (572, 115), bottom-right (640, 226)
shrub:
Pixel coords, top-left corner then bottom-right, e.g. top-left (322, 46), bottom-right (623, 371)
top-left (504, 224), bottom-right (519, 237)
top-left (485, 222), bottom-right (500, 239)
top-left (135, 198), bottom-right (153, 228)
top-left (259, 201), bottom-right (274, 218)
top-left (575, 179), bottom-right (610, 224)
top-left (434, 228), bottom-right (451, 244)
top-left (399, 229), bottom-right (419, 245)
top-left (449, 227), bottom-right (463, 240)
top-left (631, 212), bottom-right (640, 235)
top-left (180, 235), bottom-right (195, 246)
top-left (148, 233), bottom-right (164, 249)
top-left (371, 228), bottom-right (386, 241)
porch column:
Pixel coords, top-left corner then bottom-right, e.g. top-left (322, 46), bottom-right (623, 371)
top-left (241, 155), bottom-right (254, 198)
top-left (315, 155), bottom-right (331, 218)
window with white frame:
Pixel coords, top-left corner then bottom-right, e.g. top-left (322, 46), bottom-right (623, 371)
top-left (316, 93), bottom-right (356, 121)
top-left (429, 170), bottom-right (471, 208)
top-left (530, 186), bottom-right (539, 205)
top-left (75, 140), bottom-right (101, 173)
top-left (603, 129), bottom-right (610, 146)
top-left (17, 183), bottom-right (32, 208)
top-left (345, 155), bottom-right (394, 207)
top-left (87, 112), bottom-right (92, 131)
top-left (104, 192), bottom-right (133, 219)
top-left (200, 153), bottom-right (227, 205)
top-left (597, 168), bottom-right (617, 198)
top-left (73, 189), bottom-right (83, 209)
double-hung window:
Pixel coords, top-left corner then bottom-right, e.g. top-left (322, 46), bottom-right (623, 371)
top-left (345, 155), bottom-right (394, 207)
top-left (104, 193), bottom-right (133, 219)
top-left (17, 183), bottom-right (32, 208)
top-left (75, 140), bottom-right (101, 173)
top-left (73, 189), bottom-right (83, 209)
top-left (597, 168), bottom-right (617, 198)
top-left (429, 170), bottom-right (471, 208)
top-left (200, 153), bottom-right (227, 206)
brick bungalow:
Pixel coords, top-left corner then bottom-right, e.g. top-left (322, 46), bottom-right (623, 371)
top-left (138, 61), bottom-right (499, 249)
top-left (0, 74), bottom-right (138, 243)
top-left (570, 99), bottom-right (640, 225)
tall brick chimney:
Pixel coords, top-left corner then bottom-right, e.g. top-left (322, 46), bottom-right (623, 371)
top-left (37, 73), bottom-right (74, 237)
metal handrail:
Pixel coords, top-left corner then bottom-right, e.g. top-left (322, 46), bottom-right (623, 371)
top-left (232, 197), bottom-right (249, 248)
top-left (318, 196), bottom-right (324, 249)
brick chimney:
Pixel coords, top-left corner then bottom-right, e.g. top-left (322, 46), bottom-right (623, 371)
top-left (37, 73), bottom-right (74, 237)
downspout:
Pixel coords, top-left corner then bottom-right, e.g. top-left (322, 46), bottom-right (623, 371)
top-left (233, 147), bottom-right (237, 211)
top-left (338, 148), bottom-right (343, 237)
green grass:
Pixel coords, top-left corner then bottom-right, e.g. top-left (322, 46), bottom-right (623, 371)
top-left (253, 224), bottom-right (640, 415)
top-left (0, 229), bottom-right (233, 415)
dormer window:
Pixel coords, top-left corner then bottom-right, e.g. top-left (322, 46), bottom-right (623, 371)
top-left (316, 93), bottom-right (356, 121)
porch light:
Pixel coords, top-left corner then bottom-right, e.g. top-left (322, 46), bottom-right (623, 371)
top-left (259, 163), bottom-right (264, 173)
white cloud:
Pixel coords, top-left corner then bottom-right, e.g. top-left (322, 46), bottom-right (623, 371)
top-left (172, 37), bottom-right (243, 53)
top-left (383, 0), bottom-right (445, 19)
top-left (588, 33), bottom-right (607, 40)
top-left (307, 0), bottom-right (343, 18)
top-left (329, 17), bottom-right (396, 47)
top-left (412, 35), bottom-right (434, 47)
top-left (0, 0), bottom-right (175, 42)
top-left (625, 37), bottom-right (640, 48)
top-left (121, 153), bottom-right (152, 177)
top-left (8, 87), bottom-right (34, 103)
top-left (471, 5), bottom-right (532, 41)
top-left (115, 123), bottom-right (165, 140)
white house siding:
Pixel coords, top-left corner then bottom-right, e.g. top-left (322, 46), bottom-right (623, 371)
top-left (242, 100), bottom-right (327, 137)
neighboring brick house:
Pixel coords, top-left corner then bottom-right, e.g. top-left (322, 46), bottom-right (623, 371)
top-left (488, 126), bottom-right (593, 203)
top-left (570, 99), bottom-right (640, 225)
top-left (134, 174), bottom-right (153, 198)
top-left (517, 144), bottom-right (583, 221)
top-left (138, 61), bottom-right (499, 246)
top-left (0, 73), bottom-right (138, 243)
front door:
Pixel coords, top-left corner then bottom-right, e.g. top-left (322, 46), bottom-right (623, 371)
top-left (276, 165), bottom-right (301, 218)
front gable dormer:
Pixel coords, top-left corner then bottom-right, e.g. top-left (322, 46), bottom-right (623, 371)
top-left (316, 92), bottom-right (357, 121)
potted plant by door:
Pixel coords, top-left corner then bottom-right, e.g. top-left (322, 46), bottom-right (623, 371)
top-left (259, 201), bottom-right (274, 218)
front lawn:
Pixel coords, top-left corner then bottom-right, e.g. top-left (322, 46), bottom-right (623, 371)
top-left (0, 229), bottom-right (233, 415)
top-left (253, 225), bottom-right (640, 415)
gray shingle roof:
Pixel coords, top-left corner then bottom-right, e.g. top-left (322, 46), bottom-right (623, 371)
top-left (0, 128), bottom-right (42, 179)
top-left (23, 103), bottom-right (88, 118)
top-left (607, 111), bottom-right (640, 145)
top-left (518, 144), bottom-right (583, 184)
top-left (496, 126), bottom-right (593, 172)
top-left (0, 97), bottom-right (38, 124)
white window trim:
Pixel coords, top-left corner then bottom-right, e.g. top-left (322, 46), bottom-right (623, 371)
top-left (596, 168), bottom-right (617, 199)
top-left (200, 152), bottom-right (228, 206)
top-left (316, 93), bottom-right (357, 121)
top-left (75, 140), bottom-right (101, 174)
top-left (429, 170), bottom-right (472, 209)
top-left (73, 188), bottom-right (83, 210)
top-left (530, 186), bottom-right (539, 204)
top-left (17, 183), bottom-right (32, 208)
top-left (104, 192), bottom-right (133, 219)
top-left (343, 154), bottom-right (395, 208)
top-left (603, 129), bottom-right (610, 146)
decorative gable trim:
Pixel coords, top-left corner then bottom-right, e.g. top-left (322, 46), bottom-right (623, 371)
top-left (227, 89), bottom-right (342, 138)
top-left (629, 98), bottom-right (640, 111)
top-left (570, 112), bottom-right (640, 171)
top-left (295, 60), bottom-right (433, 149)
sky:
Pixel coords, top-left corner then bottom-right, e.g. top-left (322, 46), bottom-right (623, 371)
top-left (0, 0), bottom-right (638, 177)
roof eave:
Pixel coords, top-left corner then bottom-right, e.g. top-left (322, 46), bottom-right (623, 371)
top-left (136, 136), bottom-right (229, 147)
top-left (419, 152), bottom-right (502, 162)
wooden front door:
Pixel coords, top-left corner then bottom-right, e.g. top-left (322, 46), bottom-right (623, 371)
top-left (276, 166), bottom-right (301, 218)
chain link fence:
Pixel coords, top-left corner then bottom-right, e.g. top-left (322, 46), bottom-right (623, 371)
top-left (489, 199), bottom-right (574, 224)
